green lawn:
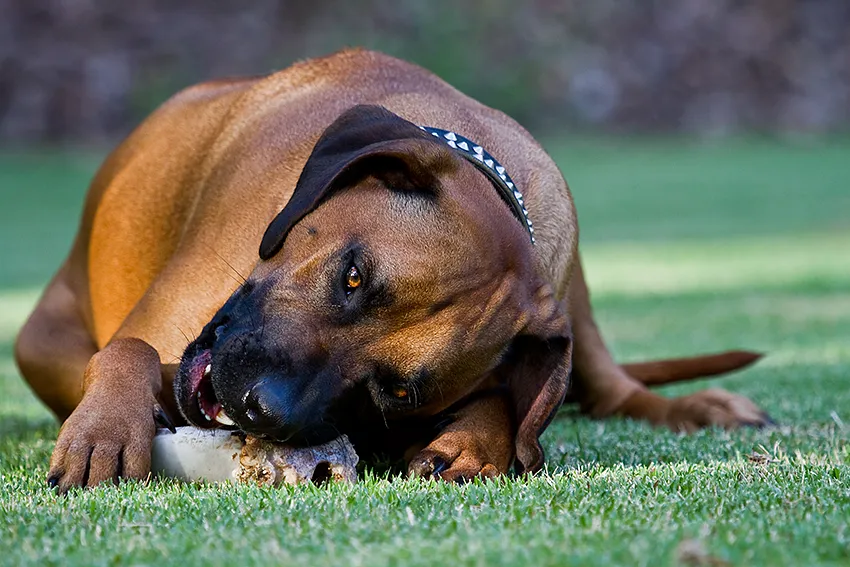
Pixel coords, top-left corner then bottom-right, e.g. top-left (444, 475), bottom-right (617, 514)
top-left (1, 138), bottom-right (849, 566)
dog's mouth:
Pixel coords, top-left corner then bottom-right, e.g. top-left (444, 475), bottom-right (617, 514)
top-left (182, 348), bottom-right (238, 429)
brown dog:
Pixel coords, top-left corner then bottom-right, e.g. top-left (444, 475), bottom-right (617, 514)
top-left (15, 49), bottom-right (768, 493)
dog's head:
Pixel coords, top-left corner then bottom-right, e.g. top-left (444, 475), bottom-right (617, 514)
top-left (174, 105), bottom-right (571, 472)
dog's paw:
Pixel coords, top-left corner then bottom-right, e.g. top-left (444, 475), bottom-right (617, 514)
top-left (666, 388), bottom-right (774, 433)
top-left (47, 389), bottom-right (159, 494)
top-left (407, 446), bottom-right (502, 483)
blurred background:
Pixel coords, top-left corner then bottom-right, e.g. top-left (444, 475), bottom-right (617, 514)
top-left (2, 0), bottom-right (849, 144)
top-left (1, 0), bottom-right (848, 290)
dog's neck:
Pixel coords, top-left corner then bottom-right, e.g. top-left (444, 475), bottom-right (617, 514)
top-left (418, 126), bottom-right (535, 245)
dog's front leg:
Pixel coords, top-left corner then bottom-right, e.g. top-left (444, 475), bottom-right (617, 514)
top-left (47, 338), bottom-right (163, 493)
top-left (407, 391), bottom-right (514, 482)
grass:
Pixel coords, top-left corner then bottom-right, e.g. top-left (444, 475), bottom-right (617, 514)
top-left (1, 137), bottom-right (849, 566)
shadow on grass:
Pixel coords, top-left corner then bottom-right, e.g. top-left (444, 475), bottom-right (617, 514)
top-left (0, 414), bottom-right (57, 476)
top-left (0, 414), bottom-right (56, 444)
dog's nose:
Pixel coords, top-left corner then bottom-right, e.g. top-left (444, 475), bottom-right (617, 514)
top-left (238, 376), bottom-right (342, 446)
top-left (240, 377), bottom-right (301, 439)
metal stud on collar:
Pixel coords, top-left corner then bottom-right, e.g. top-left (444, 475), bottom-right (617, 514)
top-left (419, 126), bottom-right (535, 244)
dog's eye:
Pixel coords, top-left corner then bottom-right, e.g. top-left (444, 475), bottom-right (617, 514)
top-left (345, 265), bottom-right (362, 295)
top-left (391, 385), bottom-right (408, 399)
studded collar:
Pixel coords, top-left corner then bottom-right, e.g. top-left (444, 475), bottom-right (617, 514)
top-left (419, 126), bottom-right (535, 244)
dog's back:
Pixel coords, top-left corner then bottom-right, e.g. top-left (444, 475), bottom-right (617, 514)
top-left (75, 49), bottom-right (572, 350)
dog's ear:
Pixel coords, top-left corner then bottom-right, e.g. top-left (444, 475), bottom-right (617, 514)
top-left (260, 104), bottom-right (457, 260)
top-left (505, 284), bottom-right (572, 474)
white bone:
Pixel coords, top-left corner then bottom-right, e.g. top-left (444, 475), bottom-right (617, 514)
top-left (151, 427), bottom-right (359, 486)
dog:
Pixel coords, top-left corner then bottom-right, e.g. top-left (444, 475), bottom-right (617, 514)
top-left (15, 49), bottom-right (769, 493)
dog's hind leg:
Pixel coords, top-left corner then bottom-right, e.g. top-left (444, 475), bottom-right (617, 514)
top-left (567, 259), bottom-right (771, 431)
top-left (15, 263), bottom-right (97, 422)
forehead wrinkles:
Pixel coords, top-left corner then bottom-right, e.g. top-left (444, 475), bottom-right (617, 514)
top-left (366, 314), bottom-right (456, 376)
top-left (366, 271), bottom-right (516, 376)
top-left (265, 238), bottom-right (339, 298)
top-left (460, 273), bottom-right (524, 341)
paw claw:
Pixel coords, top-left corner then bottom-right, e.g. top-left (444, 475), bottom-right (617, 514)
top-left (408, 447), bottom-right (503, 482)
top-left (408, 451), bottom-right (449, 479)
top-left (430, 455), bottom-right (449, 476)
top-left (153, 403), bottom-right (176, 433)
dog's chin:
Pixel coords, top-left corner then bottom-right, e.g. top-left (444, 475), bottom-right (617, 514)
top-left (174, 346), bottom-right (237, 430)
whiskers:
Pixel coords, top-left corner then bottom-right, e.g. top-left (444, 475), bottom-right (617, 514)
top-left (432, 377), bottom-right (445, 405)
top-left (205, 247), bottom-right (265, 333)
top-left (207, 245), bottom-right (249, 287)
top-left (409, 381), bottom-right (421, 409)
top-left (376, 387), bottom-right (390, 429)
top-left (174, 324), bottom-right (195, 344)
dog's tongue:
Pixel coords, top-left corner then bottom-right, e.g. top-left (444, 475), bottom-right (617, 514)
top-left (189, 349), bottom-right (212, 393)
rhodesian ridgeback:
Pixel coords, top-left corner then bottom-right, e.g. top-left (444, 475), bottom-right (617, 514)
top-left (15, 49), bottom-right (769, 493)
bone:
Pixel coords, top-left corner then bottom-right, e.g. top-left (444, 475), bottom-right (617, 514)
top-left (150, 427), bottom-right (359, 486)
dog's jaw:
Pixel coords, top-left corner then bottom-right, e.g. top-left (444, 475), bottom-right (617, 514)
top-left (175, 347), bottom-right (236, 429)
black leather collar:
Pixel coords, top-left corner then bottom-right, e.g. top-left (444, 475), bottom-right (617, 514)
top-left (419, 126), bottom-right (535, 244)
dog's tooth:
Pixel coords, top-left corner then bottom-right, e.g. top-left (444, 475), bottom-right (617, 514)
top-left (215, 408), bottom-right (235, 426)
top-left (197, 391), bottom-right (211, 420)
top-left (204, 364), bottom-right (211, 377)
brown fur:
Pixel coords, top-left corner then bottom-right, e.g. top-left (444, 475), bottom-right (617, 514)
top-left (15, 50), bottom-right (767, 492)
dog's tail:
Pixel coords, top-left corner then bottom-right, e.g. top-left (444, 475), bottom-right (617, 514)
top-left (621, 350), bottom-right (762, 387)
